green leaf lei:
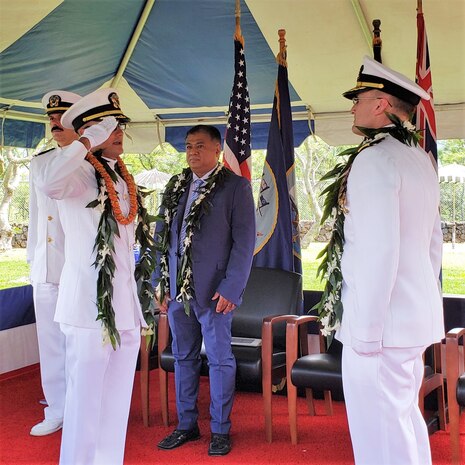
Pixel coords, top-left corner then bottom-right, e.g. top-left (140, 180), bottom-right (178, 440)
top-left (86, 155), bottom-right (157, 349)
top-left (155, 163), bottom-right (230, 315)
top-left (314, 113), bottom-right (422, 344)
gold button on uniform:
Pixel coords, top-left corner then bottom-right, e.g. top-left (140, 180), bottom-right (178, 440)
top-left (47, 237), bottom-right (53, 243)
top-left (48, 215), bottom-right (53, 221)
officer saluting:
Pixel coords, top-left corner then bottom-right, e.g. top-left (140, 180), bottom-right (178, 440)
top-left (38, 88), bottom-right (147, 465)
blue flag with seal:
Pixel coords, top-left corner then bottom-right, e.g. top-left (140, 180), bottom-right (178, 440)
top-left (253, 34), bottom-right (302, 277)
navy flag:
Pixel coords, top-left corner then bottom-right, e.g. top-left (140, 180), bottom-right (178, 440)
top-left (253, 32), bottom-right (302, 276)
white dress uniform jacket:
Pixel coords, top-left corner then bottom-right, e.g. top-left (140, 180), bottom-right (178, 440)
top-left (27, 149), bottom-right (65, 284)
top-left (27, 147), bottom-right (67, 425)
top-left (336, 134), bottom-right (444, 348)
top-left (35, 140), bottom-right (146, 330)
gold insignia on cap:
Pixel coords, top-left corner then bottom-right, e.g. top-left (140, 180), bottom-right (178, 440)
top-left (108, 92), bottom-right (121, 109)
top-left (49, 95), bottom-right (61, 108)
top-left (356, 81), bottom-right (385, 89)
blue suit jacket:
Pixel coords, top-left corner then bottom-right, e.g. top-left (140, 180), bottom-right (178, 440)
top-left (155, 169), bottom-right (256, 308)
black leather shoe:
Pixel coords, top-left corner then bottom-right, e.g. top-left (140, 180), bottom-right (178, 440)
top-left (157, 425), bottom-right (201, 450)
top-left (208, 433), bottom-right (231, 456)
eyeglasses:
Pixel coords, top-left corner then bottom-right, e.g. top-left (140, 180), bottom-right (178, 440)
top-left (352, 97), bottom-right (392, 107)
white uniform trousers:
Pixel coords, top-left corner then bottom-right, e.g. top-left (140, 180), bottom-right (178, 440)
top-left (33, 283), bottom-right (66, 421)
top-left (342, 345), bottom-right (431, 465)
top-left (59, 324), bottom-right (140, 465)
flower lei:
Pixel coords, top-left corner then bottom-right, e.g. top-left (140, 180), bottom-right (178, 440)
top-left (155, 163), bottom-right (230, 315)
top-left (86, 152), bottom-right (157, 349)
top-left (314, 113), bottom-right (422, 344)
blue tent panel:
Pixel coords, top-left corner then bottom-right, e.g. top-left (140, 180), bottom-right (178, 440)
top-left (165, 120), bottom-right (311, 152)
top-left (2, 120), bottom-right (45, 148)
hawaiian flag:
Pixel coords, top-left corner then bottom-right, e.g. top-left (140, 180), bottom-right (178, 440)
top-left (253, 56), bottom-right (302, 277)
top-left (415, 10), bottom-right (438, 164)
top-left (223, 38), bottom-right (251, 180)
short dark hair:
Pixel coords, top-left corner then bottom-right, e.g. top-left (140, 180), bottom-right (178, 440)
top-left (389, 95), bottom-right (416, 117)
top-left (186, 125), bottom-right (221, 143)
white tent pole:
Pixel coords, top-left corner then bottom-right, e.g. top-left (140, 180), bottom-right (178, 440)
top-left (111, 0), bottom-right (156, 89)
top-left (350, 0), bottom-right (373, 51)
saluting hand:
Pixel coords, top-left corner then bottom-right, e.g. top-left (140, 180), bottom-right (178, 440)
top-left (212, 292), bottom-right (236, 314)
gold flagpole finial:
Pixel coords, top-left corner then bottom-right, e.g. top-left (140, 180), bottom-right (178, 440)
top-left (235, 0), bottom-right (243, 44)
top-left (277, 29), bottom-right (287, 67)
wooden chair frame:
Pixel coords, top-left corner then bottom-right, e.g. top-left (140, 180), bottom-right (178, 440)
top-left (285, 315), bottom-right (334, 445)
top-left (285, 316), bottom-right (446, 445)
top-left (262, 314), bottom-right (299, 443)
top-left (445, 327), bottom-right (465, 465)
top-left (419, 341), bottom-right (446, 432)
top-left (139, 336), bottom-right (151, 427)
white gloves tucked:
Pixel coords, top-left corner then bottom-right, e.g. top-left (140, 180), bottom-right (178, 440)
top-left (81, 116), bottom-right (118, 148)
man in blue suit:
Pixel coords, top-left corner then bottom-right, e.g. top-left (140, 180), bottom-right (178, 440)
top-left (155, 125), bottom-right (255, 456)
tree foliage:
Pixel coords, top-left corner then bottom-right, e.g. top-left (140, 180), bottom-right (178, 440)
top-left (438, 139), bottom-right (465, 166)
top-left (122, 143), bottom-right (186, 176)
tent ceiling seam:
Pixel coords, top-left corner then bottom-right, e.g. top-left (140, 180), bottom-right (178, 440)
top-left (350, 0), bottom-right (372, 51)
top-left (111, 0), bottom-right (157, 89)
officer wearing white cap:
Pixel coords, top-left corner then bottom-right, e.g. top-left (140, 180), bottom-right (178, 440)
top-left (27, 90), bottom-right (80, 437)
top-left (333, 56), bottom-right (444, 464)
top-left (38, 88), bottom-right (147, 465)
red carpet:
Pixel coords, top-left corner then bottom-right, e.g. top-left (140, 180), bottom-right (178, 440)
top-left (0, 365), bottom-right (462, 464)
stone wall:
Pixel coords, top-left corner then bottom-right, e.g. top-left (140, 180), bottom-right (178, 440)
top-left (10, 221), bottom-right (465, 249)
top-left (11, 223), bottom-right (28, 248)
top-left (299, 220), bottom-right (464, 245)
top-left (442, 222), bottom-right (465, 243)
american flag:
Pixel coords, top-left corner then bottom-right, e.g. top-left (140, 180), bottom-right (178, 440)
top-left (223, 38), bottom-right (251, 180)
top-left (415, 10), bottom-right (437, 164)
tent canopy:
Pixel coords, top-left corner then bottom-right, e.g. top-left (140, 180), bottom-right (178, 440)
top-left (1, 0), bottom-right (464, 153)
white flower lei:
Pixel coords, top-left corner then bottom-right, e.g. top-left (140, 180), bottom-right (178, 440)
top-left (314, 112), bottom-right (422, 344)
top-left (86, 156), bottom-right (157, 349)
top-left (156, 163), bottom-right (229, 315)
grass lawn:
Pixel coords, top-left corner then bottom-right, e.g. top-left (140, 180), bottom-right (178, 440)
top-left (0, 248), bottom-right (30, 289)
top-left (1, 244), bottom-right (464, 295)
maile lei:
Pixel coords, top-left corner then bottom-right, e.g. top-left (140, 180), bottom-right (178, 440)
top-left (156, 163), bottom-right (230, 315)
top-left (86, 151), bottom-right (157, 349)
top-left (314, 113), bottom-right (422, 344)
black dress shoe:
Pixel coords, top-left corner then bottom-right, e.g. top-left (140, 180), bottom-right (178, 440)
top-left (157, 425), bottom-right (201, 450)
top-left (208, 433), bottom-right (231, 456)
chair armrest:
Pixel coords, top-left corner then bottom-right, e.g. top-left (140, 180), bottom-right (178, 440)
top-left (285, 316), bottom-right (319, 379)
top-left (261, 314), bottom-right (299, 375)
top-left (446, 328), bottom-right (465, 376)
top-left (446, 327), bottom-right (465, 341)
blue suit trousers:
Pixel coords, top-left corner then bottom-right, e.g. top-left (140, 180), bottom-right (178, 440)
top-left (167, 298), bottom-right (236, 434)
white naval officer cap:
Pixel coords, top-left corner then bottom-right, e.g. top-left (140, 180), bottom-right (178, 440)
top-left (41, 90), bottom-right (81, 115)
top-left (343, 56), bottom-right (430, 105)
top-left (61, 88), bottom-right (130, 131)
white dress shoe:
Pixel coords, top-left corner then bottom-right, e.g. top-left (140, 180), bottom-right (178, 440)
top-left (30, 418), bottom-right (63, 436)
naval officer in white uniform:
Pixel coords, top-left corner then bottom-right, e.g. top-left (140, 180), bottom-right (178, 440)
top-left (27, 90), bottom-right (80, 436)
top-left (36, 88), bottom-right (147, 465)
top-left (336, 57), bottom-right (444, 465)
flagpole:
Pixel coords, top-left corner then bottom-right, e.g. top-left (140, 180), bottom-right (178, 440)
top-left (417, 0), bottom-right (423, 14)
top-left (277, 29), bottom-right (287, 67)
top-left (235, 0), bottom-right (243, 44)
top-left (372, 19), bottom-right (382, 63)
